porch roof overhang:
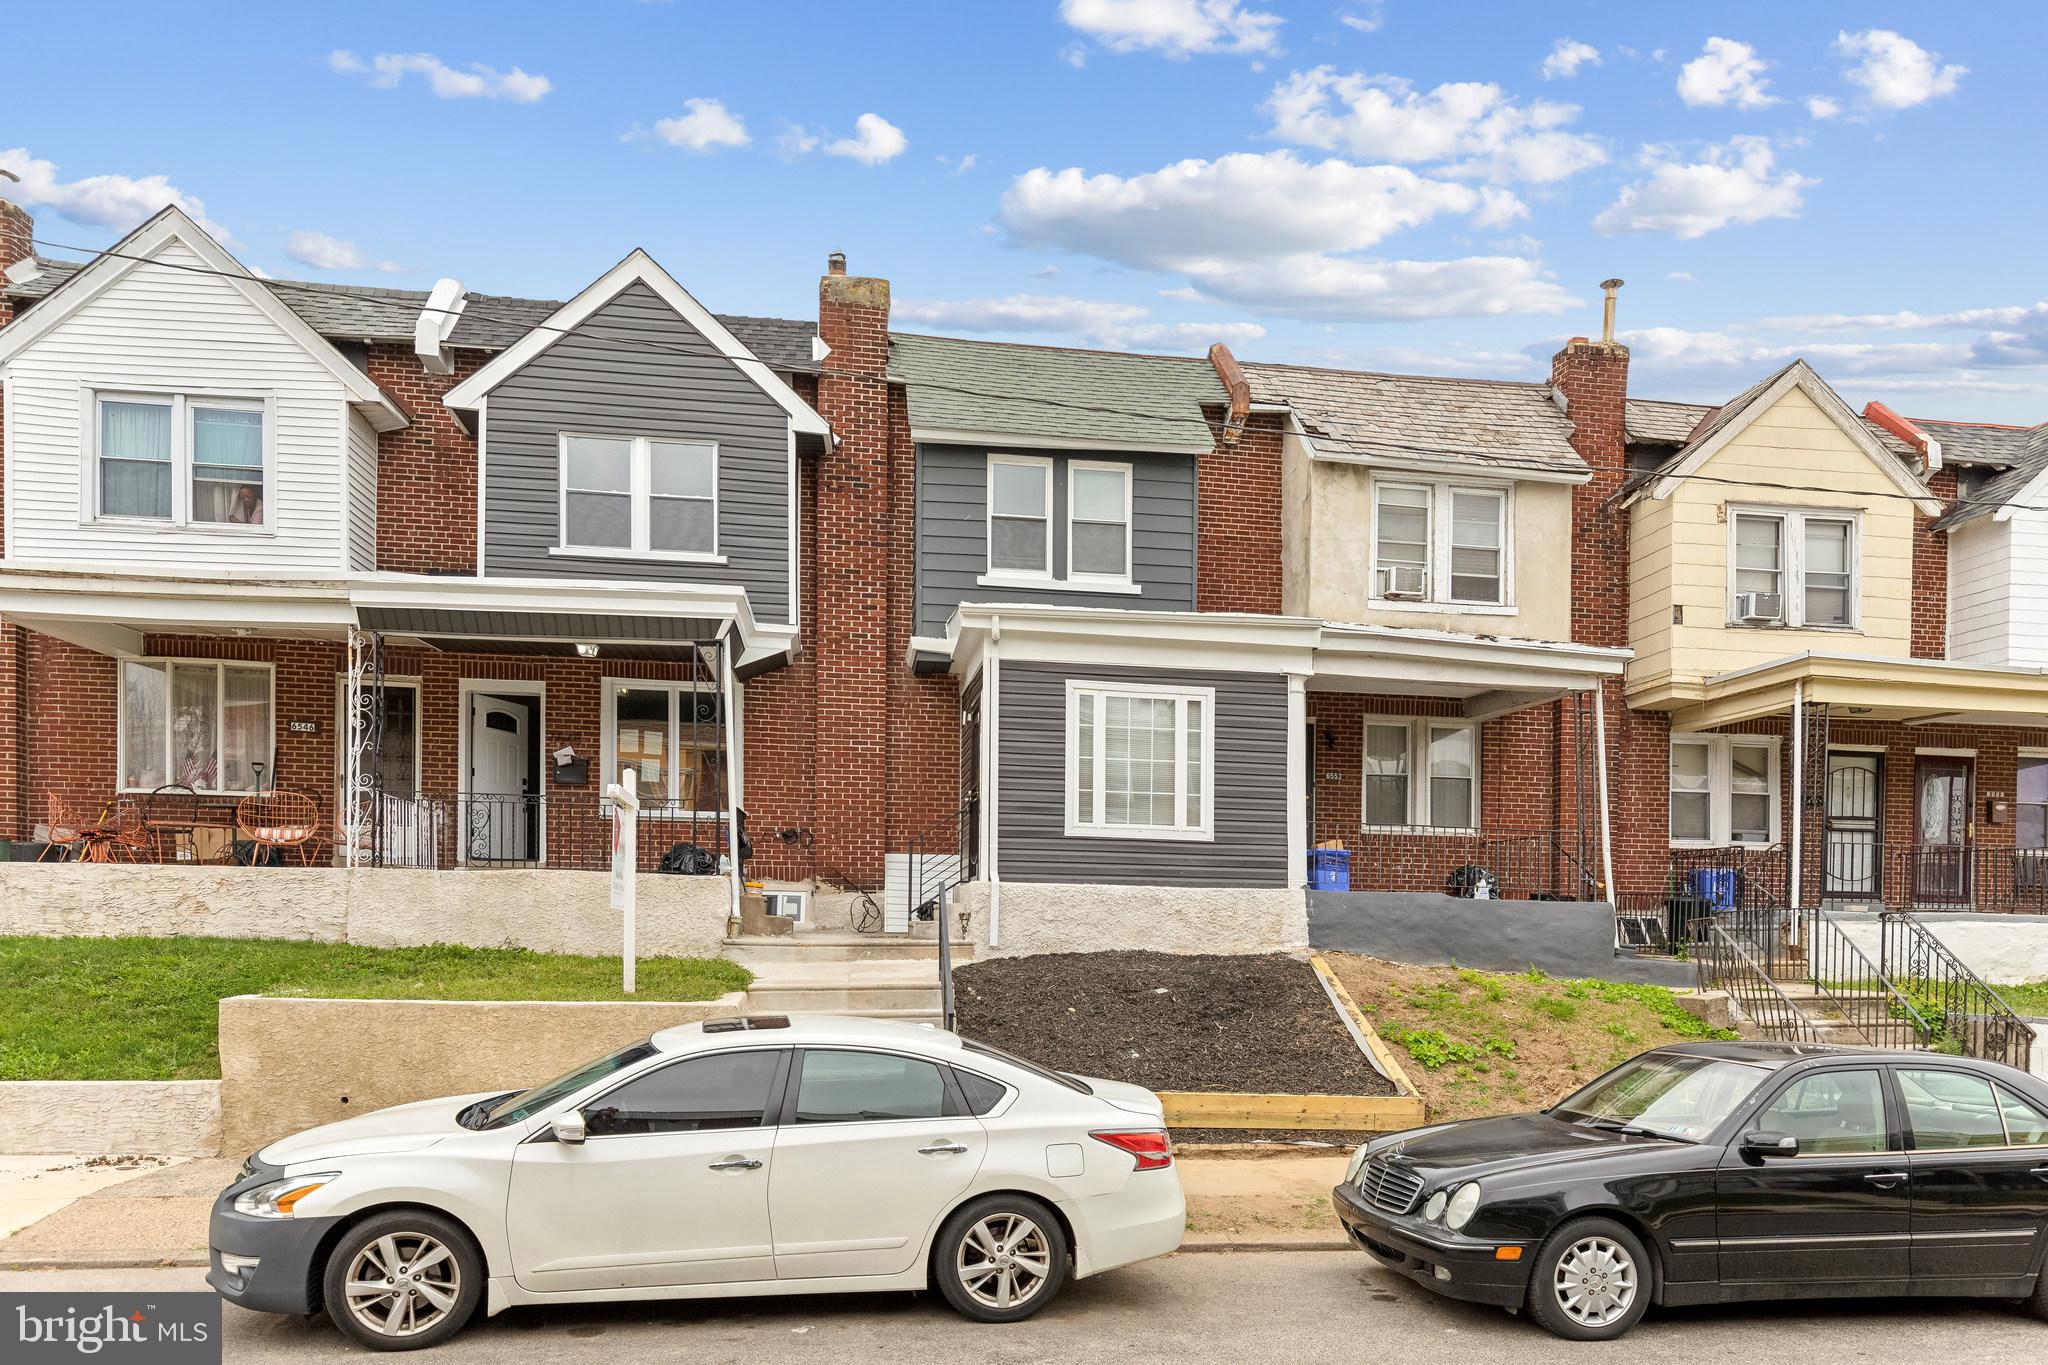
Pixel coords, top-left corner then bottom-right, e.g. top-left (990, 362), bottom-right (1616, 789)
top-left (1311, 622), bottom-right (1629, 720)
top-left (1667, 651), bottom-right (2048, 731)
top-left (923, 602), bottom-right (1325, 681)
top-left (0, 563), bottom-right (356, 656)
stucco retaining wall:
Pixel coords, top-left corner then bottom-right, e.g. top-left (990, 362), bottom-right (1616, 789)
top-left (0, 1080), bottom-right (221, 1156)
top-left (951, 881), bottom-right (1308, 957)
top-left (0, 864), bottom-right (732, 958)
top-left (1306, 890), bottom-right (1697, 987)
top-left (216, 993), bottom-right (749, 1153)
top-left (1826, 910), bottom-right (2048, 986)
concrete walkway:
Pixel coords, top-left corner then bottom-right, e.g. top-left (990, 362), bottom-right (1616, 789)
top-left (0, 1149), bottom-right (1350, 1268)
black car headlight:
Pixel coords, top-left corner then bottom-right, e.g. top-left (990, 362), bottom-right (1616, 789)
top-left (1444, 1181), bottom-right (1482, 1231)
top-left (1422, 1189), bottom-right (1449, 1221)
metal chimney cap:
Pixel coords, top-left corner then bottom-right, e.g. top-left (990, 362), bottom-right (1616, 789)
top-left (826, 251), bottom-right (847, 276)
top-left (1600, 278), bottom-right (1625, 291)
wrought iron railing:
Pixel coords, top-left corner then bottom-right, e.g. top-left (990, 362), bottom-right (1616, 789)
top-left (905, 801), bottom-right (977, 1030)
top-left (1883, 846), bottom-right (2048, 913)
top-left (1873, 911), bottom-right (2035, 1070)
top-left (1696, 922), bottom-right (1824, 1044)
top-left (362, 793), bottom-right (741, 874)
top-left (1666, 845), bottom-right (1789, 910)
top-left (1351, 826), bottom-right (1597, 900)
top-left (1699, 907), bottom-right (1931, 1050)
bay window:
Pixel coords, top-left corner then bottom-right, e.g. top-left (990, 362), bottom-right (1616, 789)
top-left (1066, 681), bottom-right (1213, 839)
top-left (601, 680), bottom-right (727, 811)
top-left (94, 392), bottom-right (268, 527)
top-left (1669, 733), bottom-right (1780, 847)
top-left (1727, 509), bottom-right (1858, 627)
top-left (1371, 478), bottom-right (1509, 607)
top-left (559, 434), bottom-right (718, 558)
top-left (1360, 717), bottom-right (1480, 830)
top-left (119, 660), bottom-right (274, 793)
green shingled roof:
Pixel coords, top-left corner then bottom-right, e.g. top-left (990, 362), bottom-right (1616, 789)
top-left (889, 332), bottom-right (1225, 454)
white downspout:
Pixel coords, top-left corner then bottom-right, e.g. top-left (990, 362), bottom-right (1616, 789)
top-left (1593, 682), bottom-right (1616, 917)
top-left (721, 633), bottom-right (744, 926)
top-left (986, 616), bottom-right (1002, 951)
top-left (1790, 679), bottom-right (1804, 927)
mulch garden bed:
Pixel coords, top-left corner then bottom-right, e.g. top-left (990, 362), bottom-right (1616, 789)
top-left (952, 950), bottom-right (1395, 1099)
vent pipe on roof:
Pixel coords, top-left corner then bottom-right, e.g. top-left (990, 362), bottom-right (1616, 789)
top-left (1600, 278), bottom-right (1624, 345)
top-left (414, 277), bottom-right (467, 376)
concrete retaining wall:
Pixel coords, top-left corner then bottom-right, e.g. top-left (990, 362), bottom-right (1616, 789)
top-left (0, 1081), bottom-right (221, 1156)
top-left (1306, 890), bottom-right (1697, 987)
top-left (216, 993), bottom-right (747, 1153)
top-left (0, 864), bottom-right (733, 959)
top-left (1826, 910), bottom-right (2048, 986)
top-left (951, 881), bottom-right (1308, 957)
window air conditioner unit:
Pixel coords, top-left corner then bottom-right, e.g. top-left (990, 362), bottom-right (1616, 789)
top-left (1733, 591), bottom-right (1783, 624)
top-left (1377, 564), bottom-right (1429, 600)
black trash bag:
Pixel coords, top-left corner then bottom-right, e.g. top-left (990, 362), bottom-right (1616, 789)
top-left (658, 842), bottom-right (718, 876)
top-left (1444, 864), bottom-right (1500, 899)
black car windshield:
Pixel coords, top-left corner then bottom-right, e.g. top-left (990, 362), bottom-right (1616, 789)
top-left (1550, 1053), bottom-right (1770, 1142)
top-left (476, 1039), bottom-right (661, 1130)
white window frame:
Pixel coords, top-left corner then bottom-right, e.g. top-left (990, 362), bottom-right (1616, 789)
top-left (84, 388), bottom-right (276, 533)
top-left (985, 453), bottom-right (1055, 581)
top-left (1063, 679), bottom-right (1216, 841)
top-left (1357, 716), bottom-right (1481, 831)
top-left (115, 658), bottom-right (277, 796)
top-left (599, 677), bottom-right (727, 814)
top-left (1668, 732), bottom-right (1782, 848)
top-left (2020, 749), bottom-right (2048, 852)
top-left (1368, 476), bottom-right (1514, 613)
top-left (1064, 459), bottom-right (1136, 589)
top-left (555, 433), bottom-right (722, 563)
top-left (1725, 506), bottom-right (1861, 629)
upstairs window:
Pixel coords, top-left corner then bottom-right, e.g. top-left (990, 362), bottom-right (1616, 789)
top-left (988, 455), bottom-right (1053, 577)
top-left (1068, 462), bottom-right (1132, 582)
top-left (985, 454), bottom-right (1136, 587)
top-left (559, 434), bottom-right (718, 559)
top-left (1727, 509), bottom-right (1857, 628)
top-left (1370, 479), bottom-right (1508, 607)
top-left (95, 393), bottom-right (267, 527)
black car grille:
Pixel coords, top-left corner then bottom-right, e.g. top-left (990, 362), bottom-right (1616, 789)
top-left (1356, 1156), bottom-right (1425, 1215)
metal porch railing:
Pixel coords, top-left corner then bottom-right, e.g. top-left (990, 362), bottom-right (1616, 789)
top-left (1873, 911), bottom-right (2035, 1071)
top-left (1351, 826), bottom-right (1598, 900)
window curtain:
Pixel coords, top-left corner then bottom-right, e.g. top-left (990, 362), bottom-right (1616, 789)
top-left (191, 407), bottom-right (265, 524)
top-left (121, 662), bottom-right (170, 790)
top-left (100, 401), bottom-right (173, 519)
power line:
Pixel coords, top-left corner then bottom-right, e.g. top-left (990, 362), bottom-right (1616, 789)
top-left (19, 234), bottom-right (2043, 517)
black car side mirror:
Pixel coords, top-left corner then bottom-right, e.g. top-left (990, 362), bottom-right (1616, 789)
top-left (1740, 1129), bottom-right (1799, 1159)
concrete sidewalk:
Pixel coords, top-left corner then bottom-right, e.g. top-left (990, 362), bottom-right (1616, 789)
top-left (0, 1148), bottom-right (1351, 1269)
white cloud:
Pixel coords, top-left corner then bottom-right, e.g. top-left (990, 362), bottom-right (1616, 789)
top-left (283, 229), bottom-right (400, 274)
top-left (1593, 136), bottom-right (1812, 239)
top-left (0, 146), bottom-right (231, 242)
top-left (1263, 66), bottom-right (1605, 184)
top-left (327, 50), bottom-right (552, 103)
top-left (1676, 37), bottom-right (1775, 109)
top-left (773, 121), bottom-right (821, 158)
top-left (1834, 29), bottom-right (1965, 111)
top-left (825, 113), bottom-right (907, 166)
top-left (1806, 95), bottom-right (1842, 120)
top-left (894, 292), bottom-right (1266, 352)
top-left (1337, 5), bottom-right (1382, 34)
top-left (1765, 302), bottom-right (2048, 333)
top-left (1668, 270), bottom-right (1699, 284)
top-left (635, 98), bottom-right (750, 151)
top-left (1059, 0), bottom-right (1283, 59)
top-left (938, 152), bottom-right (979, 175)
top-left (1541, 39), bottom-right (1600, 81)
top-left (999, 150), bottom-right (1577, 320)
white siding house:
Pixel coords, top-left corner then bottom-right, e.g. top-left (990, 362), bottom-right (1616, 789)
top-left (0, 210), bottom-right (404, 575)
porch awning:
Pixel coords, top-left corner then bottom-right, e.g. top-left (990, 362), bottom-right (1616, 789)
top-left (0, 564), bottom-right (355, 656)
top-left (1311, 622), bottom-right (1629, 720)
top-left (1670, 651), bottom-right (2048, 731)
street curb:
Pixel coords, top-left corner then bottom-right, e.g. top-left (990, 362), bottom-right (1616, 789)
top-left (1, 1252), bottom-right (210, 1271)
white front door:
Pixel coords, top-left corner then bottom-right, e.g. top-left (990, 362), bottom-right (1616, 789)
top-left (506, 1049), bottom-right (786, 1292)
top-left (468, 696), bottom-right (530, 860)
top-left (769, 1048), bottom-right (987, 1279)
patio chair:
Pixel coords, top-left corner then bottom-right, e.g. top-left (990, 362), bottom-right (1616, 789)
top-left (236, 789), bottom-right (321, 867)
top-left (36, 792), bottom-right (89, 862)
top-left (144, 784), bottom-right (203, 863)
top-left (100, 797), bottom-right (150, 863)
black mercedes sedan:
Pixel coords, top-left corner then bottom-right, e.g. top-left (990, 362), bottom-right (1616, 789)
top-left (1333, 1041), bottom-right (2048, 1340)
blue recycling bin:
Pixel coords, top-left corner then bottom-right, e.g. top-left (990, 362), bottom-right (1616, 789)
top-left (1687, 867), bottom-right (1740, 910)
top-left (1308, 848), bottom-right (1352, 892)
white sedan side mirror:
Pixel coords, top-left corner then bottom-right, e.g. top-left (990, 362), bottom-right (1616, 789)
top-left (551, 1111), bottom-right (587, 1145)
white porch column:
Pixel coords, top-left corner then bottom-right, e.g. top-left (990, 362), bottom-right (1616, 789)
top-left (1286, 673), bottom-right (1308, 889)
top-left (1592, 681), bottom-right (1616, 908)
top-left (720, 635), bottom-right (744, 923)
top-left (1791, 679), bottom-right (1805, 917)
top-left (985, 617), bottom-right (1003, 950)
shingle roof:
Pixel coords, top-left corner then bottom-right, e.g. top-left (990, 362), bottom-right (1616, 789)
top-left (5, 257), bottom-right (818, 372)
top-left (1241, 361), bottom-right (1587, 476)
top-left (1931, 427), bottom-right (2048, 530)
top-left (888, 332), bottom-right (1224, 453)
top-left (1626, 389), bottom-right (1920, 462)
top-left (1913, 418), bottom-right (2038, 469)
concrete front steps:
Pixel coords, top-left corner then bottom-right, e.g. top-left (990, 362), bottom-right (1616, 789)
top-left (726, 924), bottom-right (963, 1021)
top-left (1772, 982), bottom-right (1887, 1045)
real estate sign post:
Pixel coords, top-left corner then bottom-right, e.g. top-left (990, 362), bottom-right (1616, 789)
top-left (607, 768), bottom-right (639, 994)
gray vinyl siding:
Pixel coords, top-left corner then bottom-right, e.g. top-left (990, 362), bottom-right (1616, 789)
top-left (915, 445), bottom-right (1197, 638)
top-left (481, 281), bottom-right (794, 623)
top-left (995, 662), bottom-right (1288, 888)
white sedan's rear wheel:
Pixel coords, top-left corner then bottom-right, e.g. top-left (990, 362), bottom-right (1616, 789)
top-left (934, 1195), bottom-right (1070, 1323)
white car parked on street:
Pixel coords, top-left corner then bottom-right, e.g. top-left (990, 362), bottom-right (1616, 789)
top-left (208, 1014), bottom-right (1184, 1350)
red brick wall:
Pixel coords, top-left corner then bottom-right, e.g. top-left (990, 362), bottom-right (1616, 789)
top-left (1913, 466), bottom-right (1955, 660)
top-left (1196, 411), bottom-right (1285, 614)
top-left (369, 345), bottom-right (486, 574)
top-left (885, 381), bottom-right (963, 854)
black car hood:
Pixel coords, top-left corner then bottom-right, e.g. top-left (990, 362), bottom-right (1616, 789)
top-left (1382, 1112), bottom-right (1649, 1177)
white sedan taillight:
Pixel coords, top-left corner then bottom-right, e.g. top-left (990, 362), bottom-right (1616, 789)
top-left (1089, 1130), bottom-right (1173, 1171)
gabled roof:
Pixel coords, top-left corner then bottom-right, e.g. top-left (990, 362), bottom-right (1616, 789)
top-left (0, 207), bottom-right (408, 432)
top-left (1625, 361), bottom-right (1942, 516)
top-left (7, 256), bottom-right (820, 372)
top-left (440, 249), bottom-right (827, 436)
top-left (1626, 396), bottom-right (1918, 461)
top-left (1242, 361), bottom-right (1587, 481)
top-left (890, 332), bottom-right (1224, 454)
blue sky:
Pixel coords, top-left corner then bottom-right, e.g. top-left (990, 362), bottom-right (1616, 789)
top-left (6, 2), bottom-right (2045, 418)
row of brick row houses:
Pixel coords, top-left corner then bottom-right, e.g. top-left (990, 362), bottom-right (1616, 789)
top-left (4, 200), bottom-right (2048, 946)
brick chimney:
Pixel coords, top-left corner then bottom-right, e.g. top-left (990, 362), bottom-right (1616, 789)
top-left (1551, 327), bottom-right (1630, 651)
top-left (0, 199), bottom-right (33, 328)
top-left (813, 254), bottom-right (893, 887)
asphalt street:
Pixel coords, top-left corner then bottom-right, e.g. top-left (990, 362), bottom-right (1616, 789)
top-left (6, 1252), bottom-right (2043, 1364)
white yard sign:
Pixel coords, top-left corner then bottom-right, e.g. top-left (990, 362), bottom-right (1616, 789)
top-left (606, 769), bottom-right (640, 994)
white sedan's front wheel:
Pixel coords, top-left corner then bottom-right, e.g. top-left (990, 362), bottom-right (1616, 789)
top-left (934, 1195), bottom-right (1070, 1323)
top-left (323, 1210), bottom-right (483, 1351)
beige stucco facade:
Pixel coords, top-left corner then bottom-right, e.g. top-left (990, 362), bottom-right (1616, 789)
top-left (1280, 428), bottom-right (1576, 639)
top-left (1627, 384), bottom-right (1920, 706)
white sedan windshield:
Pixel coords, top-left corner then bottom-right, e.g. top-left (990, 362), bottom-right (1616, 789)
top-left (1552, 1054), bottom-right (1769, 1142)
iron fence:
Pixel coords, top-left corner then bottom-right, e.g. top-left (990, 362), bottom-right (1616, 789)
top-left (1351, 826), bottom-right (1597, 900)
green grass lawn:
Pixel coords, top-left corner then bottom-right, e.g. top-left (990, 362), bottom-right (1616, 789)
top-left (1992, 981), bottom-right (2048, 1015)
top-left (0, 935), bottom-right (752, 1082)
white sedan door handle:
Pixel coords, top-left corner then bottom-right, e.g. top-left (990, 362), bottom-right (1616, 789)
top-left (919, 1141), bottom-right (970, 1157)
top-left (709, 1156), bottom-right (763, 1171)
